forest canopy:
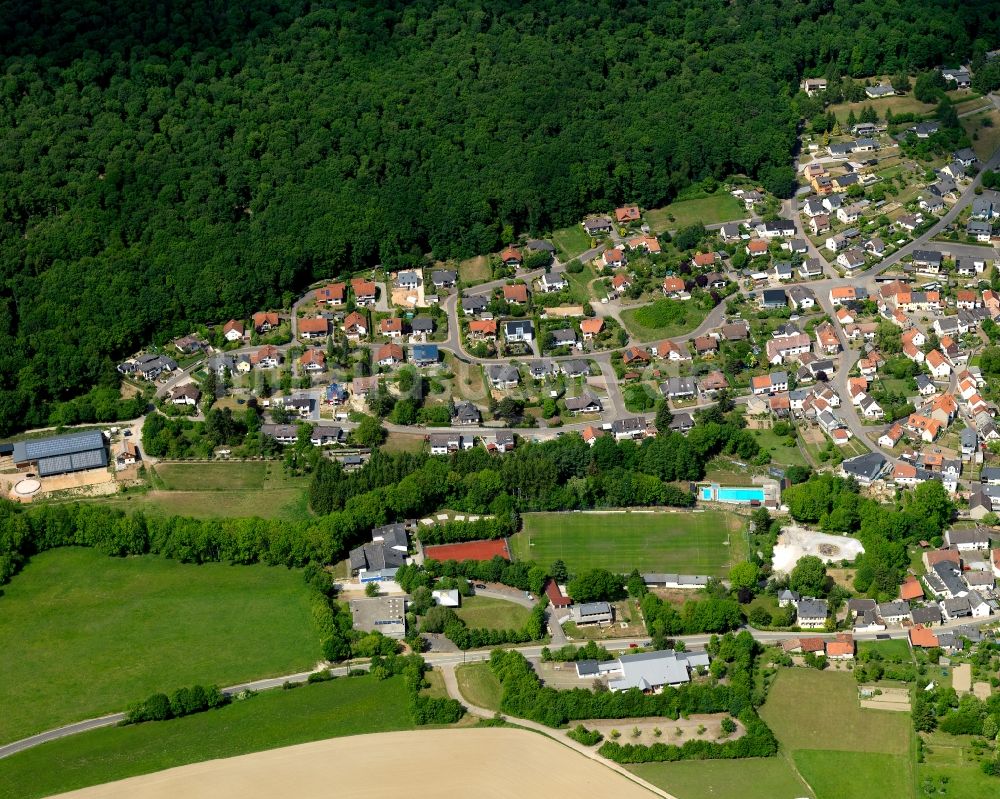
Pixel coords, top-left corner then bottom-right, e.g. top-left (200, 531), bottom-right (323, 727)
top-left (0, 0), bottom-right (993, 433)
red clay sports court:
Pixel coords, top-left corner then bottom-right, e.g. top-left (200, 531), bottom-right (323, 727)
top-left (422, 539), bottom-right (511, 562)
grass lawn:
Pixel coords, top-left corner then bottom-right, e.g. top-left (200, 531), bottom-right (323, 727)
top-left (646, 194), bottom-right (744, 233)
top-left (857, 638), bottom-right (913, 660)
top-left (751, 427), bottom-right (809, 469)
top-left (629, 757), bottom-right (814, 799)
top-left (760, 669), bottom-right (911, 755)
top-left (0, 548), bottom-right (320, 745)
top-left (455, 662), bottom-right (503, 712)
top-left (0, 675), bottom-right (413, 799)
top-left (511, 510), bottom-right (746, 576)
top-left (961, 109), bottom-right (1000, 161)
top-left (458, 255), bottom-right (492, 284)
top-left (551, 225), bottom-right (593, 261)
top-left (564, 261), bottom-right (600, 303)
top-left (153, 461), bottom-right (269, 490)
top-left (420, 668), bottom-right (449, 699)
top-left (794, 750), bottom-right (911, 799)
top-left (454, 595), bottom-right (531, 631)
top-left (620, 301), bottom-right (709, 342)
top-left (381, 431), bottom-right (427, 453)
top-left (90, 461), bottom-right (310, 520)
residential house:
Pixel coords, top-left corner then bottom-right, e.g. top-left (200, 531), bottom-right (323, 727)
top-left (539, 271), bottom-right (568, 293)
top-left (602, 248), bottom-right (627, 268)
top-left (452, 402), bottom-right (482, 426)
top-left (746, 239), bottom-right (769, 257)
top-left (374, 343), bottom-right (403, 367)
top-left (841, 452), bottom-right (889, 484)
top-left (431, 270), bottom-right (457, 288)
top-left (486, 364), bottom-right (520, 389)
top-left (761, 289), bottom-right (787, 309)
top-left (796, 597), bottom-right (829, 628)
top-left (865, 83), bottom-right (895, 98)
top-left (351, 278), bottom-right (377, 305)
top-left (503, 283), bottom-right (529, 304)
top-left (223, 319), bottom-right (245, 342)
top-left (583, 217), bottom-right (613, 236)
top-left (316, 283), bottom-right (347, 305)
top-left (652, 339), bottom-right (690, 361)
top-left (500, 246), bottom-right (523, 268)
top-left (468, 319), bottom-right (498, 340)
top-left (300, 349), bottom-right (326, 372)
top-left (170, 383), bottom-right (201, 406)
top-left (829, 286), bottom-right (856, 305)
top-left (662, 276), bottom-right (687, 297)
top-left (461, 295), bottom-right (489, 315)
top-left (664, 377), bottom-right (698, 401)
top-left (565, 393), bottom-right (603, 415)
top-left (504, 320), bottom-right (534, 342)
top-left (411, 344), bottom-right (439, 366)
top-left (250, 345), bottom-right (282, 369)
top-left (581, 318), bottom-right (604, 341)
top-left (252, 311), bottom-right (280, 333)
top-left (615, 205), bottom-right (641, 224)
top-left (380, 317), bottom-right (405, 338)
top-left (342, 312), bottom-right (367, 340)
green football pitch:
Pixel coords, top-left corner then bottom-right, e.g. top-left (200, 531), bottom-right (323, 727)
top-left (510, 510), bottom-right (746, 575)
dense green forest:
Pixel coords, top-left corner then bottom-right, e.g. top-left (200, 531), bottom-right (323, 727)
top-left (0, 0), bottom-right (994, 433)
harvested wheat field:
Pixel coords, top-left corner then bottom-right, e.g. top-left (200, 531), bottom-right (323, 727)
top-left (52, 728), bottom-right (663, 799)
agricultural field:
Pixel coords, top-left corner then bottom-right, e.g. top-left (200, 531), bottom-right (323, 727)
top-left (92, 461), bottom-right (310, 520)
top-left (794, 750), bottom-right (911, 799)
top-left (620, 300), bottom-right (709, 342)
top-left (14, 727), bottom-right (657, 799)
top-left (646, 193), bottom-right (744, 232)
top-left (551, 224), bottom-right (594, 261)
top-left (455, 662), bottom-right (503, 712)
top-left (511, 510), bottom-right (747, 576)
top-left (454, 595), bottom-right (531, 631)
top-left (0, 675), bottom-right (414, 799)
top-left (761, 669), bottom-right (911, 755)
top-left (0, 548), bottom-right (320, 745)
top-left (630, 756), bottom-right (815, 799)
top-left (760, 669), bottom-right (914, 799)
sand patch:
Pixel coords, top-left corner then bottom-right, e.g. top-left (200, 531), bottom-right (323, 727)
top-left (50, 728), bottom-right (660, 799)
top-left (772, 525), bottom-right (865, 574)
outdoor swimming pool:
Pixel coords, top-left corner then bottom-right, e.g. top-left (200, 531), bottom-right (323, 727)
top-left (700, 486), bottom-right (766, 503)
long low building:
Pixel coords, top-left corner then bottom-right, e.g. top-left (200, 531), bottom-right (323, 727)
top-left (576, 649), bottom-right (711, 692)
top-left (10, 430), bottom-right (108, 476)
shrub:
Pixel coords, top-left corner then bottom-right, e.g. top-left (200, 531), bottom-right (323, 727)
top-left (567, 724), bottom-right (604, 746)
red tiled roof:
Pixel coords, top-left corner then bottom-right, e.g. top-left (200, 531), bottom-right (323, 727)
top-left (545, 580), bottom-right (573, 608)
top-left (299, 317), bottom-right (330, 334)
top-left (503, 284), bottom-right (529, 303)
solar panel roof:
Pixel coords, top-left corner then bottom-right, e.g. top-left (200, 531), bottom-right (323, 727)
top-left (37, 448), bottom-right (108, 476)
top-left (14, 430), bottom-right (105, 462)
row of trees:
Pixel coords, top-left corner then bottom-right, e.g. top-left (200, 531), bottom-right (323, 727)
top-left (309, 422), bottom-right (759, 519)
top-left (123, 684), bottom-right (229, 725)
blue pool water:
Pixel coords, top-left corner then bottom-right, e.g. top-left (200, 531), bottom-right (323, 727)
top-left (701, 486), bottom-right (766, 503)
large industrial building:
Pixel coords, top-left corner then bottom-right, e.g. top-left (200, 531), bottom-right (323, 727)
top-left (10, 430), bottom-right (108, 477)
